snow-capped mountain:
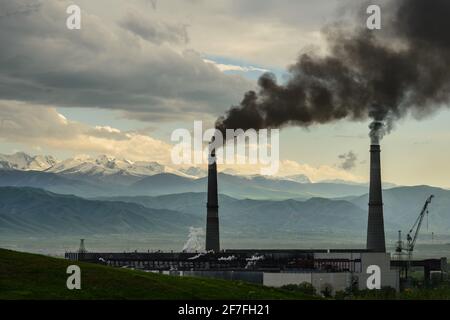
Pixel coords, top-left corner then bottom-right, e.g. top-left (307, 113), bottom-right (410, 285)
top-left (45, 154), bottom-right (181, 185)
top-left (0, 152), bottom-right (326, 187)
top-left (0, 152), bottom-right (57, 171)
top-left (47, 154), bottom-right (166, 177)
top-left (0, 152), bottom-right (207, 181)
top-left (282, 174), bottom-right (312, 184)
top-left (178, 167), bottom-right (207, 178)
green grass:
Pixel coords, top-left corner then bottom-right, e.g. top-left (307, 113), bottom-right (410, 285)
top-left (0, 249), bottom-right (314, 300)
top-left (335, 284), bottom-right (450, 300)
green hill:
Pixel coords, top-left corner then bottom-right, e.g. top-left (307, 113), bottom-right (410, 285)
top-left (0, 249), bottom-right (313, 300)
top-left (0, 187), bottom-right (366, 237)
top-left (0, 187), bottom-right (200, 235)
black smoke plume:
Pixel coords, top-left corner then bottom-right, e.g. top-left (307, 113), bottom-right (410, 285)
top-left (216, 0), bottom-right (450, 144)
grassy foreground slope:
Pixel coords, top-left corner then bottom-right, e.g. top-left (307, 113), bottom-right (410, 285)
top-left (0, 249), bottom-right (312, 300)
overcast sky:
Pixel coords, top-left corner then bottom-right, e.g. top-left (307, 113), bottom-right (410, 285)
top-left (1, 0), bottom-right (450, 187)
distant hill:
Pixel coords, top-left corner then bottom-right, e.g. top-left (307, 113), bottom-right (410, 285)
top-left (3, 185), bottom-right (450, 241)
top-left (99, 192), bottom-right (368, 235)
top-left (350, 185), bottom-right (450, 233)
top-left (98, 192), bottom-right (239, 214)
top-left (0, 249), bottom-right (312, 300)
top-left (101, 185), bottom-right (450, 236)
top-left (130, 172), bottom-right (369, 200)
top-left (131, 173), bottom-right (197, 195)
top-left (0, 187), bottom-right (200, 235)
top-left (0, 166), bottom-right (371, 199)
top-left (0, 187), bottom-right (366, 237)
top-left (0, 170), bottom-right (111, 197)
top-left (318, 179), bottom-right (397, 189)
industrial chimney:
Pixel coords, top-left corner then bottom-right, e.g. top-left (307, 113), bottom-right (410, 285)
top-left (205, 143), bottom-right (220, 252)
top-left (366, 144), bottom-right (386, 252)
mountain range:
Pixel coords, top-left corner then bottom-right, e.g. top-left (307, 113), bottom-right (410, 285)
top-left (0, 152), bottom-right (374, 199)
top-left (97, 185), bottom-right (450, 234)
top-left (2, 185), bottom-right (450, 239)
top-left (0, 152), bottom-right (194, 185)
top-left (0, 152), bottom-right (211, 181)
top-left (0, 169), bottom-right (371, 200)
top-left (96, 186), bottom-right (450, 234)
top-left (0, 187), bottom-right (200, 235)
top-left (99, 192), bottom-right (368, 236)
top-left (0, 187), bottom-right (365, 237)
top-left (0, 152), bottom-right (57, 171)
top-left (0, 151), bottom-right (360, 184)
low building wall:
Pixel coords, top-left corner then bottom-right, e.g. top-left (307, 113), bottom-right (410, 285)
top-left (263, 272), bottom-right (312, 287)
top-left (263, 272), bottom-right (352, 295)
top-left (182, 270), bottom-right (263, 284)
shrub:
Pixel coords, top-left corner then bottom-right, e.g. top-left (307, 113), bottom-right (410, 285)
top-left (281, 282), bottom-right (317, 295)
top-left (335, 286), bottom-right (397, 300)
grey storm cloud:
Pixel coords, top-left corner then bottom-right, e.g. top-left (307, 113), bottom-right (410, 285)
top-left (338, 151), bottom-right (357, 171)
top-left (0, 0), bottom-right (251, 122)
top-left (0, 0), bottom-right (42, 18)
top-left (120, 11), bottom-right (189, 45)
top-left (229, 0), bottom-right (346, 28)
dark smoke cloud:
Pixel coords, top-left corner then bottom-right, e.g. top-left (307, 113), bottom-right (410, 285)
top-left (216, 0), bottom-right (450, 144)
top-left (338, 151), bottom-right (358, 171)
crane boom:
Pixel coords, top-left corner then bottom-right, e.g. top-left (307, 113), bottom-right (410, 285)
top-left (406, 195), bottom-right (434, 253)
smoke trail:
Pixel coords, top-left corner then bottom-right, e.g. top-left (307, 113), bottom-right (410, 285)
top-left (182, 227), bottom-right (204, 252)
top-left (216, 0), bottom-right (450, 144)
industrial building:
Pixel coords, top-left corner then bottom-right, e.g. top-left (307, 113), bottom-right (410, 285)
top-left (65, 143), bottom-right (447, 294)
top-left (66, 250), bottom-right (408, 294)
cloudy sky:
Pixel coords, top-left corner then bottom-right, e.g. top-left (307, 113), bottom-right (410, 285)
top-left (1, 0), bottom-right (450, 187)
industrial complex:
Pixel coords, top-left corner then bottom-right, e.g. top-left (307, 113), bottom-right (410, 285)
top-left (66, 143), bottom-right (447, 294)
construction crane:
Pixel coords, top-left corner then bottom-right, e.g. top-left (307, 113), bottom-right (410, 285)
top-left (396, 195), bottom-right (434, 257)
top-left (395, 195), bottom-right (434, 279)
top-left (405, 195), bottom-right (434, 256)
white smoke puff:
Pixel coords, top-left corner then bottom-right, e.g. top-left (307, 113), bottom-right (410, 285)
top-left (245, 255), bottom-right (265, 269)
top-left (218, 255), bottom-right (237, 261)
top-left (182, 227), bottom-right (205, 253)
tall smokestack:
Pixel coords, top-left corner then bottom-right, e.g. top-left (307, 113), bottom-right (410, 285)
top-left (205, 144), bottom-right (220, 252)
top-left (366, 144), bottom-right (386, 252)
